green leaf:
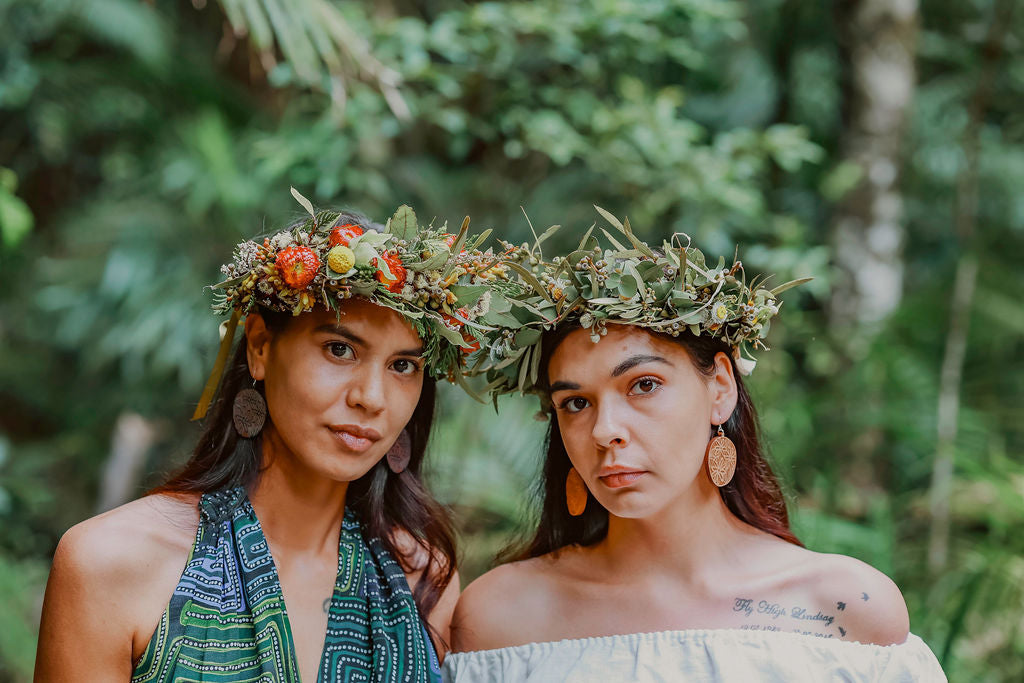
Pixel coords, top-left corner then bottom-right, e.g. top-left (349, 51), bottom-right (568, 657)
top-left (0, 190), bottom-right (34, 248)
top-left (622, 217), bottom-right (655, 258)
top-left (430, 317), bottom-right (471, 348)
top-left (389, 205), bottom-right (418, 241)
top-left (504, 261), bottom-right (552, 302)
top-left (600, 228), bottom-right (628, 251)
top-left (443, 216), bottom-right (471, 277)
top-left (534, 223), bottom-right (561, 254)
top-left (770, 277), bottom-right (813, 296)
top-left (449, 284), bottom-right (491, 305)
top-left (406, 248), bottom-right (449, 272)
top-left (468, 228), bottom-right (493, 251)
top-left (514, 328), bottom-right (542, 346)
top-left (576, 223), bottom-right (596, 251)
top-left (618, 274), bottom-right (638, 298)
top-left (594, 205), bottom-right (624, 232)
top-left (290, 186), bottom-right (316, 218)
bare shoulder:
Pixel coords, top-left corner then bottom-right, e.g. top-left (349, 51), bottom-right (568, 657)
top-left (389, 526), bottom-right (461, 656)
top-left (451, 555), bottom-right (560, 653)
top-left (53, 493), bottom-right (199, 587)
top-left (797, 549), bottom-right (909, 645)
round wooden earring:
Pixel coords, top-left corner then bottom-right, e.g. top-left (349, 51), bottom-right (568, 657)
top-left (232, 386), bottom-right (267, 438)
top-left (705, 424), bottom-right (737, 487)
top-left (565, 467), bottom-right (588, 517)
top-left (387, 430), bottom-right (412, 474)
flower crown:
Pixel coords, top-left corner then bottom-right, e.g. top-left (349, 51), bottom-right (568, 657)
top-left (192, 188), bottom-right (510, 420)
top-left (476, 207), bottom-right (810, 401)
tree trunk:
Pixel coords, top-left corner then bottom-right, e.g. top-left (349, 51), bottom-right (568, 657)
top-left (927, 0), bottom-right (1013, 574)
top-left (830, 0), bottom-right (918, 337)
top-left (95, 412), bottom-right (160, 513)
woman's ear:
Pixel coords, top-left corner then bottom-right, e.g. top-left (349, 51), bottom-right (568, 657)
top-left (244, 314), bottom-right (273, 381)
top-left (709, 351), bottom-right (738, 425)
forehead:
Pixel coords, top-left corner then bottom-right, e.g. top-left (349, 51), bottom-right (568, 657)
top-left (548, 325), bottom-right (686, 380)
top-left (292, 299), bottom-right (422, 348)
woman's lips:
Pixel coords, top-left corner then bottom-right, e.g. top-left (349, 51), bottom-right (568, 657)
top-left (599, 471), bottom-right (648, 489)
top-left (329, 424), bottom-right (381, 453)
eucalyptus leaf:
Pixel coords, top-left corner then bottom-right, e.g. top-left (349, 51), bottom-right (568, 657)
top-left (618, 274), bottom-right (638, 298)
top-left (594, 205), bottom-right (624, 232)
top-left (770, 277), bottom-right (813, 296)
top-left (514, 328), bottom-right (542, 346)
top-left (449, 284), bottom-right (491, 305)
top-left (468, 228), bottom-right (493, 251)
top-left (290, 186), bottom-right (316, 218)
top-left (600, 228), bottom-right (628, 251)
top-left (389, 205), bottom-right (418, 241)
top-left (430, 318), bottom-right (471, 347)
top-left (576, 222), bottom-right (596, 250)
top-left (505, 261), bottom-right (552, 301)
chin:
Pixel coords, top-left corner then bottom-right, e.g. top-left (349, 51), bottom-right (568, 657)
top-left (596, 492), bottom-right (667, 520)
top-left (301, 450), bottom-right (382, 483)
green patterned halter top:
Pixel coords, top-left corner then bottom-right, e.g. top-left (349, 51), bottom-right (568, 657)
top-left (131, 487), bottom-right (442, 682)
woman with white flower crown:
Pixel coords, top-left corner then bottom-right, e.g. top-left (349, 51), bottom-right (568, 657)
top-left (444, 210), bottom-right (946, 682)
top-left (35, 191), bottom-right (508, 682)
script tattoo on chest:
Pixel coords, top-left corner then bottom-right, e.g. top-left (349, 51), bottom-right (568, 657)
top-left (732, 597), bottom-right (851, 639)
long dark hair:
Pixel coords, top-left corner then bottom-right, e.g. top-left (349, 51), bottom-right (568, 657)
top-left (508, 324), bottom-right (801, 561)
top-left (155, 214), bottom-right (456, 623)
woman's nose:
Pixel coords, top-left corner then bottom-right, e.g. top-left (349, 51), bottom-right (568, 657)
top-left (346, 363), bottom-right (387, 414)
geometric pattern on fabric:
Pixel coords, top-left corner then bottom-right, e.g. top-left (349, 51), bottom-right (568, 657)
top-left (131, 487), bottom-right (441, 683)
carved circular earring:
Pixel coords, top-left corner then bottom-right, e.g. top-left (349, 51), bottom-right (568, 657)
top-left (233, 379), bottom-right (267, 438)
top-left (705, 424), bottom-right (737, 487)
top-left (387, 430), bottom-right (412, 474)
top-left (565, 467), bottom-right (588, 516)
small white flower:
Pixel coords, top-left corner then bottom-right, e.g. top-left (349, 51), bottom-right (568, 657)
top-left (732, 346), bottom-right (757, 375)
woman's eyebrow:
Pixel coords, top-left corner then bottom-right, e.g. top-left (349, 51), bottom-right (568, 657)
top-left (314, 323), bottom-right (424, 357)
top-left (611, 354), bottom-right (671, 377)
top-left (313, 323), bottom-right (365, 345)
top-left (550, 380), bottom-right (582, 393)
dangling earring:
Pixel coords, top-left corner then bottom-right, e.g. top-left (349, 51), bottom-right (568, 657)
top-left (233, 379), bottom-right (267, 438)
top-left (565, 467), bottom-right (588, 517)
top-left (387, 430), bottom-right (412, 474)
top-left (705, 424), bottom-right (737, 487)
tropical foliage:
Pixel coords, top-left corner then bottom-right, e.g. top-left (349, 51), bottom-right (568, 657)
top-left (1, 1), bottom-right (1022, 681)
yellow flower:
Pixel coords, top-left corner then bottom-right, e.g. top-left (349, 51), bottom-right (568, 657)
top-left (327, 245), bottom-right (355, 273)
top-left (713, 303), bottom-right (729, 322)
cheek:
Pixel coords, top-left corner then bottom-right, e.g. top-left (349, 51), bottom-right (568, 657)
top-left (389, 377), bottom-right (423, 430)
top-left (555, 414), bottom-right (592, 466)
top-left (264, 351), bottom-right (339, 427)
top-left (634, 386), bottom-right (711, 463)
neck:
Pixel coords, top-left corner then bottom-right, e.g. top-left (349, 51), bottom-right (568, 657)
top-left (598, 476), bottom-right (761, 588)
top-left (248, 425), bottom-right (349, 556)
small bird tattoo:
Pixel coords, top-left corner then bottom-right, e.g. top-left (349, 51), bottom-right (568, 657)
top-left (861, 592), bottom-right (870, 601)
top-left (837, 602), bottom-right (846, 611)
top-left (839, 626), bottom-right (847, 637)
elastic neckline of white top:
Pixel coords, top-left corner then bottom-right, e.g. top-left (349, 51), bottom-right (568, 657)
top-left (448, 627), bottom-right (922, 657)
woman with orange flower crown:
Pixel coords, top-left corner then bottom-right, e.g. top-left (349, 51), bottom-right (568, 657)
top-left (443, 209), bottom-right (946, 682)
top-left (35, 190), bottom-right (509, 682)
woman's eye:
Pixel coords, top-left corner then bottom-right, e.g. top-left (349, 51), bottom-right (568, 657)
top-left (561, 397), bottom-right (590, 414)
top-left (392, 358), bottom-right (420, 375)
top-left (629, 377), bottom-right (661, 395)
top-left (327, 342), bottom-right (354, 359)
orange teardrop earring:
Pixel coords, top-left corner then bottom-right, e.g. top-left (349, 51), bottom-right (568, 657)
top-left (705, 424), bottom-right (737, 487)
top-left (565, 467), bottom-right (588, 516)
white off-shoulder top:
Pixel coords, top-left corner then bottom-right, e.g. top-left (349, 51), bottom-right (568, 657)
top-left (442, 629), bottom-right (946, 682)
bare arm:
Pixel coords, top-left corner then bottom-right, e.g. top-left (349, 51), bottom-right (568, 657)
top-left (34, 495), bottom-right (198, 682)
top-left (35, 523), bottom-right (135, 681)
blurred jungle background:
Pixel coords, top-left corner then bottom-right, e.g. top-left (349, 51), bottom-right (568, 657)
top-left (1, 0), bottom-right (1022, 680)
